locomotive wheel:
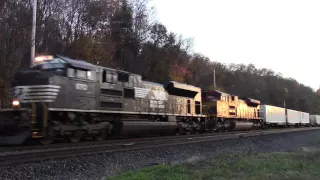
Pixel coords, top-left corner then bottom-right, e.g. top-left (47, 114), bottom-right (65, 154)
top-left (68, 129), bottom-right (85, 143)
top-left (215, 120), bottom-right (224, 133)
top-left (94, 128), bottom-right (108, 141)
top-left (39, 129), bottom-right (56, 145)
top-left (224, 120), bottom-right (232, 132)
top-left (40, 137), bottom-right (54, 145)
top-left (175, 126), bottom-right (184, 135)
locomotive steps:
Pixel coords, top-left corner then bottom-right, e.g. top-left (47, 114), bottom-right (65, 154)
top-left (0, 127), bottom-right (318, 167)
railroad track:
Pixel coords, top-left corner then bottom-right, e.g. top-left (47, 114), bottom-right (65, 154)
top-left (0, 129), bottom-right (265, 152)
top-left (0, 127), bottom-right (319, 167)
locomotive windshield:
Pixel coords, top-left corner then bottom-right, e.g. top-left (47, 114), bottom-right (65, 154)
top-left (31, 56), bottom-right (67, 75)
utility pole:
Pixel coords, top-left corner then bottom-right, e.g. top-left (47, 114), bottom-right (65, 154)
top-left (213, 68), bottom-right (216, 89)
top-left (30, 0), bottom-right (37, 67)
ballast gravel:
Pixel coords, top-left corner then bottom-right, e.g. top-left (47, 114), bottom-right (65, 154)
top-left (1, 129), bottom-right (320, 180)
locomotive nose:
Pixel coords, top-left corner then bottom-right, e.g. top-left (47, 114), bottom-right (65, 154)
top-left (10, 70), bottom-right (61, 105)
top-left (12, 70), bottom-right (51, 86)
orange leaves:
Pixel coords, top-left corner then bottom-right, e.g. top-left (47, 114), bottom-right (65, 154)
top-left (168, 64), bottom-right (190, 83)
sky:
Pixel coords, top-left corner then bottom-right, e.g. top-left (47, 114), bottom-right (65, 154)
top-left (150, 0), bottom-right (320, 91)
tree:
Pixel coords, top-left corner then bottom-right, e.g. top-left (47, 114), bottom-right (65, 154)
top-left (316, 87), bottom-right (320, 96)
top-left (1, 0), bottom-right (320, 114)
top-left (111, 0), bottom-right (138, 71)
top-left (0, 0), bottom-right (31, 100)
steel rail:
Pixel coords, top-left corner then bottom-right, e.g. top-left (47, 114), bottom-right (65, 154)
top-left (0, 127), bottom-right (294, 152)
top-left (0, 127), bottom-right (319, 167)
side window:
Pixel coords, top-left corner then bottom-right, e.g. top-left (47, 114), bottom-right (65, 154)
top-left (128, 75), bottom-right (135, 86)
top-left (137, 76), bottom-right (142, 84)
top-left (118, 72), bottom-right (129, 82)
top-left (102, 70), bottom-right (106, 82)
top-left (76, 69), bottom-right (87, 78)
top-left (68, 68), bottom-right (95, 80)
top-left (86, 71), bottom-right (95, 80)
top-left (67, 68), bottom-right (75, 77)
top-left (106, 73), bottom-right (112, 82)
top-left (103, 69), bottom-right (117, 83)
top-left (133, 76), bottom-right (137, 84)
top-left (112, 73), bottom-right (118, 83)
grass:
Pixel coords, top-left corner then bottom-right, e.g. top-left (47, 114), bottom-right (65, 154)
top-left (107, 150), bottom-right (320, 180)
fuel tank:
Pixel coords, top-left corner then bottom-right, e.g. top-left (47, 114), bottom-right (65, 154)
top-left (229, 121), bottom-right (254, 131)
top-left (214, 120), bottom-right (254, 131)
top-left (117, 121), bottom-right (179, 136)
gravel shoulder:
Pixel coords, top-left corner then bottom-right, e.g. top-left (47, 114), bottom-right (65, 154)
top-left (1, 129), bottom-right (320, 180)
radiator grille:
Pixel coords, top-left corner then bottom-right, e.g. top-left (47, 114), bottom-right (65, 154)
top-left (11, 85), bottom-right (61, 103)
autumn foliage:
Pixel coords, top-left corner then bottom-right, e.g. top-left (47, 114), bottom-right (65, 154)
top-left (0, 0), bottom-right (320, 113)
top-left (169, 64), bottom-right (190, 83)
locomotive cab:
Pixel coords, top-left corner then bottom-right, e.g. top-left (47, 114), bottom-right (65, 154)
top-left (202, 90), bottom-right (263, 132)
top-left (1, 55), bottom-right (98, 144)
top-left (11, 55), bottom-right (96, 108)
top-left (202, 90), bottom-right (229, 115)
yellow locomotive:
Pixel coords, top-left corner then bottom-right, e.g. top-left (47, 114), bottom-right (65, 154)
top-left (202, 90), bottom-right (262, 131)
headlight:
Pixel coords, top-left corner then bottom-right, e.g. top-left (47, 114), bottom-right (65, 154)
top-left (34, 55), bottom-right (54, 62)
top-left (12, 100), bottom-right (20, 107)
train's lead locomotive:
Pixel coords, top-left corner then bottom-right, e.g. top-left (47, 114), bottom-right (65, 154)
top-left (0, 55), bottom-right (262, 145)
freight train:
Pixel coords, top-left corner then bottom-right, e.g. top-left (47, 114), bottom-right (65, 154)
top-left (0, 55), bottom-right (318, 145)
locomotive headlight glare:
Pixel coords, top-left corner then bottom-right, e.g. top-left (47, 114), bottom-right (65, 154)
top-left (12, 100), bottom-right (20, 106)
top-left (34, 55), bottom-right (54, 62)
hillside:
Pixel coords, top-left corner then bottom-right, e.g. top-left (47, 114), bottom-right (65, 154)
top-left (0, 0), bottom-right (319, 113)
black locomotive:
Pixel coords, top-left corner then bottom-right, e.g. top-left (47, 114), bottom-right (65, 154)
top-left (0, 55), bottom-right (209, 145)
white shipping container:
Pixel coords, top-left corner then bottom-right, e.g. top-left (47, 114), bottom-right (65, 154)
top-left (260, 105), bottom-right (286, 125)
top-left (286, 109), bottom-right (300, 125)
top-left (300, 112), bottom-right (310, 124)
top-left (310, 115), bottom-right (320, 126)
